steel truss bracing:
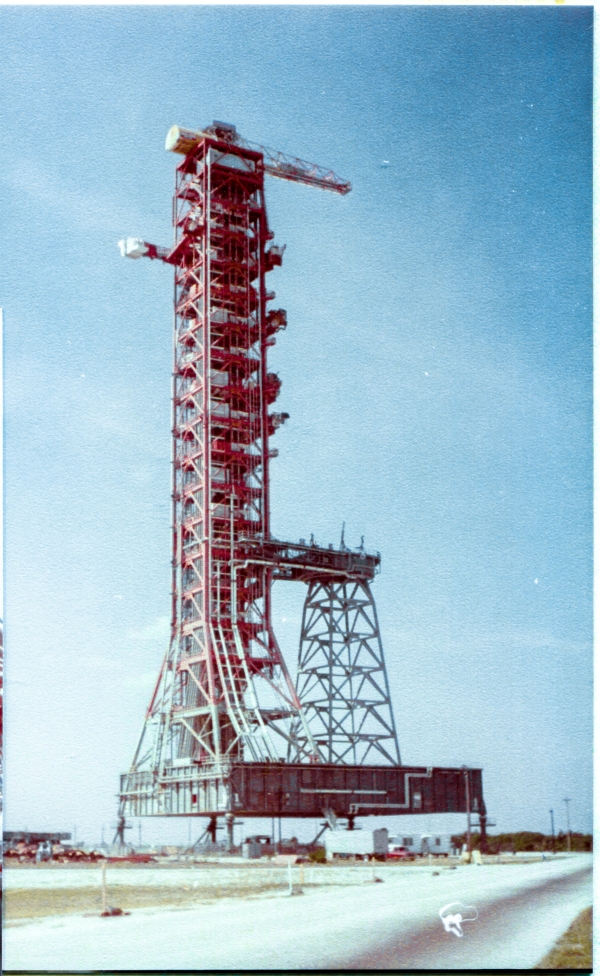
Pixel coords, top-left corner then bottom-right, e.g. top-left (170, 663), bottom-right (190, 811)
top-left (290, 580), bottom-right (400, 766)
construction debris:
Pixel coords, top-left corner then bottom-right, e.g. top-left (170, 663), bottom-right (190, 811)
top-left (4, 843), bottom-right (105, 864)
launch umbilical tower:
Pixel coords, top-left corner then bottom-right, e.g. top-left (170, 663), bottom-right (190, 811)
top-left (117, 122), bottom-right (486, 840)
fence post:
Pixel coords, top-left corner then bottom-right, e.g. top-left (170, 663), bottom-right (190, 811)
top-left (101, 861), bottom-right (107, 914)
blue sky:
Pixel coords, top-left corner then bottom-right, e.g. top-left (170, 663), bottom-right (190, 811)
top-left (1, 5), bottom-right (592, 846)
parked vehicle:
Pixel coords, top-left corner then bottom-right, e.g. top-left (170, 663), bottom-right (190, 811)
top-left (325, 828), bottom-right (389, 861)
top-left (387, 844), bottom-right (415, 861)
top-left (242, 835), bottom-right (275, 859)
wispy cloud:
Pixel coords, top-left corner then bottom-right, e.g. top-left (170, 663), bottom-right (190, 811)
top-left (122, 671), bottom-right (159, 692)
top-left (128, 615), bottom-right (170, 643)
top-left (2, 160), bottom-right (146, 237)
top-left (383, 627), bottom-right (590, 658)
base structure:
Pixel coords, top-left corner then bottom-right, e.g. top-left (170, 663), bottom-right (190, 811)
top-left (120, 762), bottom-right (485, 825)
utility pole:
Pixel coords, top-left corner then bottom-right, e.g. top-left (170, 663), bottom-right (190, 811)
top-left (562, 798), bottom-right (572, 852)
top-left (549, 808), bottom-right (555, 853)
top-left (462, 767), bottom-right (471, 852)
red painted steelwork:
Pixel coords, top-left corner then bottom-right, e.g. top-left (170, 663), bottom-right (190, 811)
top-left (125, 125), bottom-right (353, 779)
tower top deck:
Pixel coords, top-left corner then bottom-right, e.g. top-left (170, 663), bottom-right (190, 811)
top-left (241, 537), bottom-right (380, 583)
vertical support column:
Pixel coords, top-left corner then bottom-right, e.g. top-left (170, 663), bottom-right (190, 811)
top-left (463, 768), bottom-right (472, 852)
top-left (118, 124), bottom-right (351, 820)
top-left (225, 813), bottom-right (235, 853)
top-left (123, 128), bottom-right (309, 788)
top-left (479, 804), bottom-right (488, 853)
top-left (207, 816), bottom-right (218, 845)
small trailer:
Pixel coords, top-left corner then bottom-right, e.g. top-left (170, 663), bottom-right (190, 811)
top-left (389, 833), bottom-right (453, 857)
top-left (420, 833), bottom-right (453, 856)
top-left (325, 828), bottom-right (389, 861)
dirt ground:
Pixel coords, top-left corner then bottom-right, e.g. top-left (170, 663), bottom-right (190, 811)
top-left (1, 852), bottom-right (570, 924)
top-left (3, 858), bottom-right (357, 921)
top-left (4, 882), bottom-right (285, 921)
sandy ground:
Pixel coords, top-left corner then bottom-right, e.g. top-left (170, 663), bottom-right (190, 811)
top-left (4, 860), bottom-right (391, 890)
top-left (3, 853), bottom-right (591, 970)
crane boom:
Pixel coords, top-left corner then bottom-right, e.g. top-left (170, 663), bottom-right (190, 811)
top-left (240, 138), bottom-right (351, 195)
top-left (165, 123), bottom-right (351, 195)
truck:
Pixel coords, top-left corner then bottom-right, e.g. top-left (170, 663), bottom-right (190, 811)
top-left (325, 828), bottom-right (389, 861)
top-left (389, 832), bottom-right (453, 857)
top-left (242, 835), bottom-right (275, 859)
top-left (387, 843), bottom-right (415, 861)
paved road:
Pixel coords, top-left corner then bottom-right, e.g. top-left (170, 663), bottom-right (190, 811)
top-left (347, 863), bottom-right (592, 969)
top-left (4, 854), bottom-right (592, 970)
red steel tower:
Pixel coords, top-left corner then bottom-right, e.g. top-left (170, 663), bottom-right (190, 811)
top-left (122, 122), bottom-right (356, 782)
top-left (118, 122), bottom-right (485, 841)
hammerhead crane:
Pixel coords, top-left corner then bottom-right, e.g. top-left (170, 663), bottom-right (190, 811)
top-left (166, 120), bottom-right (352, 194)
top-left (119, 120), bottom-right (351, 262)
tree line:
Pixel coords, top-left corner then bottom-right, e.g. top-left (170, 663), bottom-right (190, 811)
top-left (451, 830), bottom-right (592, 853)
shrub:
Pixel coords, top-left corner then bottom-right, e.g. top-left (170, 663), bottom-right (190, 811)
top-left (308, 847), bottom-right (327, 863)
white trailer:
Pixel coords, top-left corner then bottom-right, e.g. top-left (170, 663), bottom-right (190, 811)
top-left (420, 833), bottom-right (453, 856)
top-left (325, 828), bottom-right (389, 861)
top-left (389, 832), bottom-right (453, 856)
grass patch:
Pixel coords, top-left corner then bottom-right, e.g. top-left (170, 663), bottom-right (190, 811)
top-left (4, 883), bottom-right (285, 922)
top-left (535, 906), bottom-right (592, 970)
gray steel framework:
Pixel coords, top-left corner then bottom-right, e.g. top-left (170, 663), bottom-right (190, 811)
top-left (290, 580), bottom-right (400, 765)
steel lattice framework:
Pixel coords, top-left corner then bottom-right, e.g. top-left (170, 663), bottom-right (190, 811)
top-left (117, 122), bottom-right (486, 835)
top-left (128, 124), bottom-right (319, 780)
top-left (291, 580), bottom-right (400, 765)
